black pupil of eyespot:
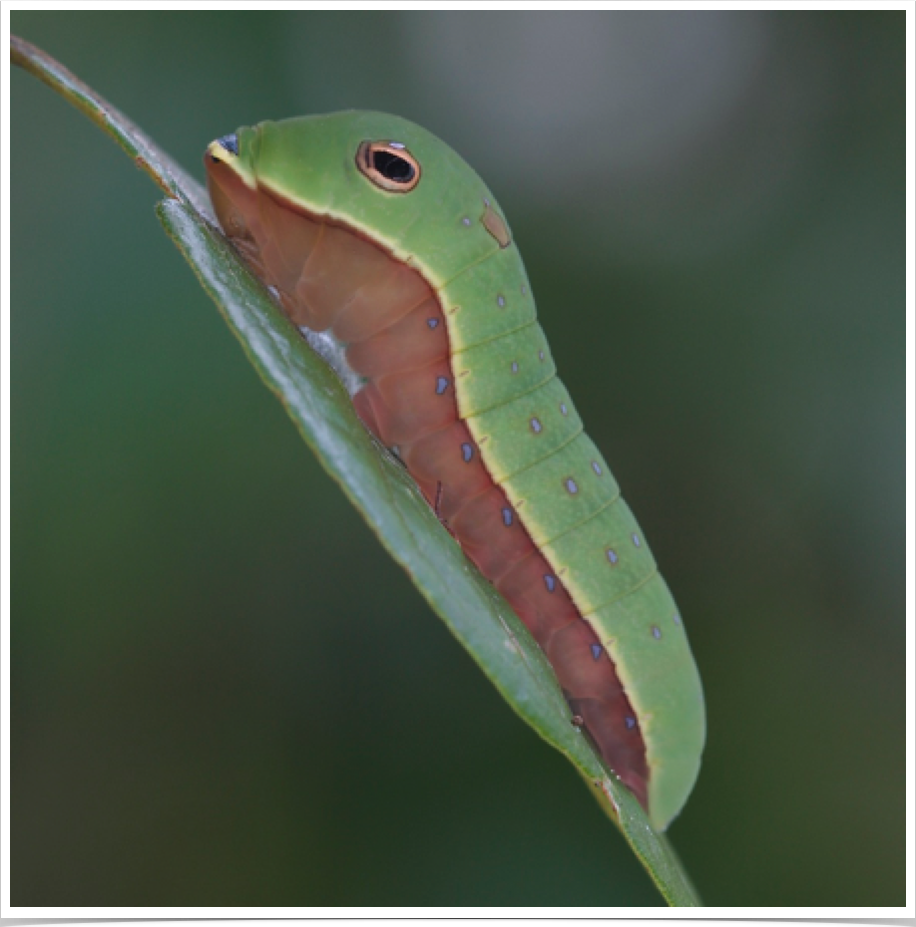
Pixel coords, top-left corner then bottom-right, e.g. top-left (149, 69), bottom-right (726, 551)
top-left (372, 150), bottom-right (415, 183)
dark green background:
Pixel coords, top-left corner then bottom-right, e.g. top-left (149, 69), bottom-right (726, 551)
top-left (11, 11), bottom-right (904, 907)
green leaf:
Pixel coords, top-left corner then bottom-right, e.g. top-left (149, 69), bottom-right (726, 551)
top-left (12, 33), bottom-right (701, 907)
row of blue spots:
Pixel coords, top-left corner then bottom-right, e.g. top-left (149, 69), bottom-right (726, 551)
top-left (495, 280), bottom-right (529, 308)
top-left (527, 401), bottom-right (577, 438)
top-left (573, 713), bottom-right (639, 734)
top-left (509, 340), bottom-right (548, 376)
top-left (436, 376), bottom-right (450, 395)
top-left (454, 436), bottom-right (515, 528)
top-left (427, 317), bottom-right (439, 330)
top-left (543, 575), bottom-right (677, 645)
top-left (606, 533), bottom-right (641, 566)
top-left (645, 616), bottom-right (683, 639)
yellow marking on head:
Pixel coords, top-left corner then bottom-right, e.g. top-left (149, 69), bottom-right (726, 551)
top-left (207, 140), bottom-right (233, 163)
top-left (206, 139), bottom-right (258, 189)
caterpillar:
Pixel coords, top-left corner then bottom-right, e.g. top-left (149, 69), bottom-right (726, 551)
top-left (205, 111), bottom-right (704, 831)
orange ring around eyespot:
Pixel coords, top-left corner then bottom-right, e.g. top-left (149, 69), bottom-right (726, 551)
top-left (356, 140), bottom-right (421, 193)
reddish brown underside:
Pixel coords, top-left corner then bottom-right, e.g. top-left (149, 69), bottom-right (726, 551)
top-left (207, 159), bottom-right (649, 807)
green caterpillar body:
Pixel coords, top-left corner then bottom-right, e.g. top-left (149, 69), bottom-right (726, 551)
top-left (205, 111), bottom-right (704, 830)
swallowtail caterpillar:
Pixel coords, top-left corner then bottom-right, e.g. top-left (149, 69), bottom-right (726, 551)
top-left (205, 112), bottom-right (705, 830)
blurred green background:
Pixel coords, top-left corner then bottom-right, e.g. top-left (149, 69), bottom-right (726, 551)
top-left (11, 11), bottom-right (904, 907)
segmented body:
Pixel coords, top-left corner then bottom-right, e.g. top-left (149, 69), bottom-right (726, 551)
top-left (205, 112), bottom-right (704, 830)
